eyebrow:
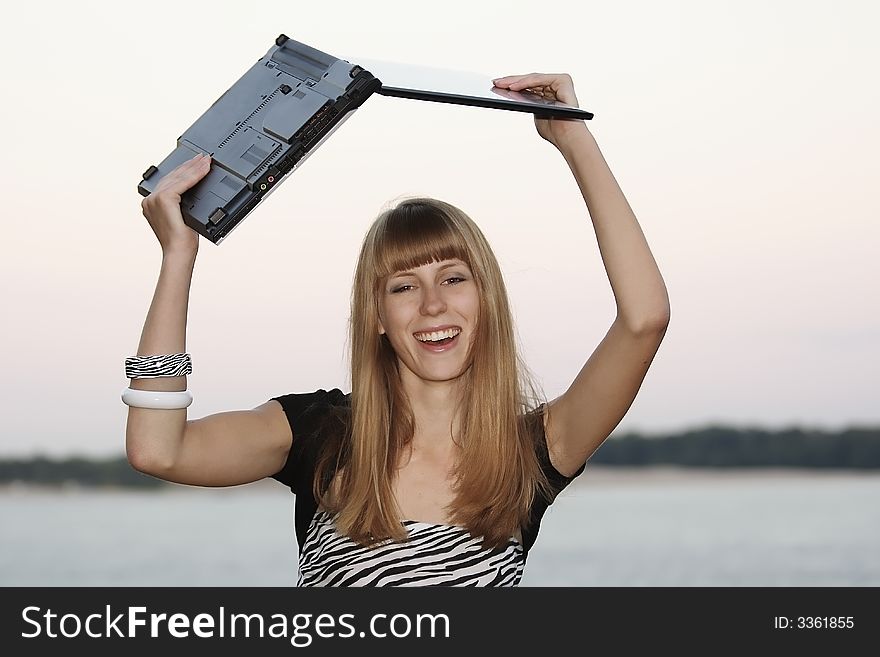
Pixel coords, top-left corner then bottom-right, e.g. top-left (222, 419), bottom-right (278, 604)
top-left (389, 261), bottom-right (466, 279)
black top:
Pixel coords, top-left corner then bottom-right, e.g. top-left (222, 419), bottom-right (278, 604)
top-left (269, 388), bottom-right (586, 558)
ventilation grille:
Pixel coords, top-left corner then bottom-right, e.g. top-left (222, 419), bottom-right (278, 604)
top-left (218, 87), bottom-right (283, 149)
top-left (252, 144), bottom-right (283, 177)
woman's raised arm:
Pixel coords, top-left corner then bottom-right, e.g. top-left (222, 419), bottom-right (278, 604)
top-left (126, 155), bottom-right (291, 486)
top-left (493, 74), bottom-right (671, 476)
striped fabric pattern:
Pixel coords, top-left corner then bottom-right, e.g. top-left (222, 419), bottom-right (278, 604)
top-left (297, 511), bottom-right (524, 587)
top-left (124, 353), bottom-right (192, 379)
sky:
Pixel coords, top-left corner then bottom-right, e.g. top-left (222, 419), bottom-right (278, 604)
top-left (0, 0), bottom-right (877, 457)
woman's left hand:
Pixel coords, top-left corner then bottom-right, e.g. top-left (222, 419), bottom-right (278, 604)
top-left (491, 73), bottom-right (588, 149)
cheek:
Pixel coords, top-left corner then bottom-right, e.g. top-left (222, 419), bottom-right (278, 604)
top-left (377, 296), bottom-right (400, 333)
top-left (463, 289), bottom-right (481, 323)
top-left (379, 302), bottom-right (408, 334)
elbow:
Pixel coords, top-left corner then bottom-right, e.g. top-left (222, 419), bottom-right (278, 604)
top-left (126, 445), bottom-right (152, 476)
top-left (623, 309), bottom-right (670, 336)
top-left (124, 411), bottom-right (185, 478)
top-left (126, 446), bottom-right (164, 478)
top-left (619, 287), bottom-right (671, 335)
top-left (125, 434), bottom-right (176, 479)
top-left (645, 309), bottom-right (671, 333)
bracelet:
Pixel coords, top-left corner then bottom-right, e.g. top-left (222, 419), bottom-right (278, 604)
top-left (121, 387), bottom-right (193, 409)
top-left (125, 353), bottom-right (192, 379)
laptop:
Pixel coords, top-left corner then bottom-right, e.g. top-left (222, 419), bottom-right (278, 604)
top-left (353, 57), bottom-right (593, 120)
top-left (138, 34), bottom-right (592, 244)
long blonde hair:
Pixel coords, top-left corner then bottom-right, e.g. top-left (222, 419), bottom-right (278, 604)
top-left (314, 197), bottom-right (552, 548)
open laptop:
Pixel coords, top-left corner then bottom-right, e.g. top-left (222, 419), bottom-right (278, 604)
top-left (354, 57), bottom-right (593, 120)
top-left (138, 34), bottom-right (592, 244)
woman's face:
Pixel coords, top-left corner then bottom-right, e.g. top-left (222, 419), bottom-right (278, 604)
top-left (378, 258), bottom-right (479, 384)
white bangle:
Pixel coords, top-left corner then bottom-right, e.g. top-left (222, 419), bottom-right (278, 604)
top-left (121, 387), bottom-right (193, 409)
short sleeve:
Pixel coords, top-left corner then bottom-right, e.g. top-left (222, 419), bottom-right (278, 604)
top-left (269, 388), bottom-right (351, 552)
top-left (269, 388), bottom-right (350, 491)
top-left (521, 403), bottom-right (587, 556)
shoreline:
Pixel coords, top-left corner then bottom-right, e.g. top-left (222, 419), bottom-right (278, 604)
top-left (2, 465), bottom-right (879, 495)
top-left (572, 464), bottom-right (880, 487)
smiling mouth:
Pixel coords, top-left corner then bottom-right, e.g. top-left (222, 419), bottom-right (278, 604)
top-left (413, 327), bottom-right (462, 346)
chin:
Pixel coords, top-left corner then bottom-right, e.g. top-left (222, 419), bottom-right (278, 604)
top-left (418, 364), bottom-right (471, 383)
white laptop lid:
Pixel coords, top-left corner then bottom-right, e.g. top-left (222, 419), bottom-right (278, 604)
top-left (350, 57), bottom-right (593, 120)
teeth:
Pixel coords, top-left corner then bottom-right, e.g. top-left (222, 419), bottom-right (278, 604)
top-left (414, 328), bottom-right (461, 343)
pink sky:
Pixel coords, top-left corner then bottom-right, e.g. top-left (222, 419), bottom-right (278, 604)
top-left (1, 0), bottom-right (877, 456)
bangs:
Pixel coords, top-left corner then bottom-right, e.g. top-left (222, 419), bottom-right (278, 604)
top-left (372, 201), bottom-right (472, 282)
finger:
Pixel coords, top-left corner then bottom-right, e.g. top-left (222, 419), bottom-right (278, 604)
top-left (160, 154), bottom-right (210, 184)
top-left (492, 73), bottom-right (557, 90)
top-left (503, 73), bottom-right (579, 106)
top-left (170, 154), bottom-right (211, 179)
top-left (154, 154), bottom-right (212, 195)
top-left (491, 74), bottom-right (533, 88)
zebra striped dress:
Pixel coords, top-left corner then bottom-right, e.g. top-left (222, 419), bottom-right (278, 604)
top-left (270, 389), bottom-right (585, 587)
top-left (297, 510), bottom-right (524, 587)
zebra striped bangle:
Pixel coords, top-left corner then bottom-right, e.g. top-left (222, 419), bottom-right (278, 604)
top-left (125, 353), bottom-right (192, 379)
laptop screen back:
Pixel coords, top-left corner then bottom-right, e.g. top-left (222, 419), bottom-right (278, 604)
top-left (351, 58), bottom-right (593, 120)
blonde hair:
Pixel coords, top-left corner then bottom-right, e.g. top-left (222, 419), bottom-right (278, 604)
top-left (314, 197), bottom-right (552, 548)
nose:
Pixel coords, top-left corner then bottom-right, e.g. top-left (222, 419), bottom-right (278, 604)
top-left (419, 284), bottom-right (447, 316)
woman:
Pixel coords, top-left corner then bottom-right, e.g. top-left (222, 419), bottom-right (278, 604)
top-left (125, 73), bottom-right (670, 586)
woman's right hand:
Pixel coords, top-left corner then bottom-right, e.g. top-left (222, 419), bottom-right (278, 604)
top-left (140, 153), bottom-right (212, 256)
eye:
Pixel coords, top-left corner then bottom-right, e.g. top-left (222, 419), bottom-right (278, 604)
top-left (444, 276), bottom-right (465, 285)
top-left (390, 285), bottom-right (413, 294)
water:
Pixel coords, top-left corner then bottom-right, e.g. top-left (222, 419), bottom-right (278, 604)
top-left (2, 467), bottom-right (878, 586)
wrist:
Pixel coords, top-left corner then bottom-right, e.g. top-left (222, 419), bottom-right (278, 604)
top-left (161, 245), bottom-right (198, 267)
top-left (554, 123), bottom-right (597, 160)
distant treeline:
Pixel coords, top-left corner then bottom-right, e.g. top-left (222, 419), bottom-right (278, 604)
top-left (0, 456), bottom-right (164, 489)
top-left (595, 426), bottom-right (880, 469)
top-left (1, 426), bottom-right (879, 487)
